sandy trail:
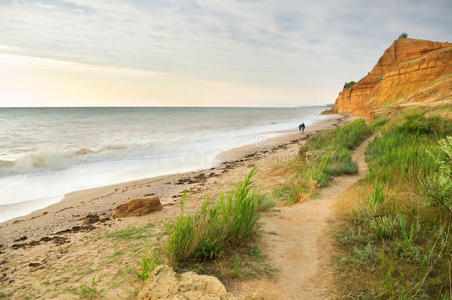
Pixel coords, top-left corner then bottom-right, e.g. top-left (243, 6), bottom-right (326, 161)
top-left (235, 137), bottom-right (372, 299)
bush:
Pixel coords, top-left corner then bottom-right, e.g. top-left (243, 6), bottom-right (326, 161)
top-left (165, 169), bottom-right (261, 267)
top-left (396, 110), bottom-right (443, 135)
top-left (343, 81), bottom-right (356, 90)
top-left (421, 136), bottom-right (452, 213)
top-left (399, 33), bottom-right (408, 38)
top-left (252, 191), bottom-right (277, 211)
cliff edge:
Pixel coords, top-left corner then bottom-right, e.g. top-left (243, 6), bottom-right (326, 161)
top-left (331, 37), bottom-right (452, 119)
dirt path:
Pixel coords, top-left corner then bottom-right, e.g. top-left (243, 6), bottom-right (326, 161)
top-left (235, 137), bottom-right (373, 300)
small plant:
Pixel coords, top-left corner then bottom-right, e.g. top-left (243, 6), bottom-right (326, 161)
top-left (232, 254), bottom-right (242, 278)
top-left (343, 81), bottom-right (356, 90)
top-left (136, 249), bottom-right (162, 282)
top-left (179, 191), bottom-right (187, 214)
top-left (248, 245), bottom-right (261, 257)
top-left (78, 277), bottom-right (104, 299)
top-left (399, 33), bottom-right (408, 38)
top-left (367, 182), bottom-right (385, 208)
top-left (252, 191), bottom-right (277, 211)
top-left (369, 215), bottom-right (398, 240)
top-left (377, 74), bottom-right (383, 82)
top-left (420, 136), bottom-right (452, 213)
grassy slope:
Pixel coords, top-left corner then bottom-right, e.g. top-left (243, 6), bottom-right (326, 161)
top-left (335, 109), bottom-right (451, 299)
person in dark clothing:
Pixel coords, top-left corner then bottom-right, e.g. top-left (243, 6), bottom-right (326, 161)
top-left (298, 122), bottom-right (305, 133)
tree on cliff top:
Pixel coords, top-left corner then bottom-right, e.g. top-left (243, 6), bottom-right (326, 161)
top-left (399, 33), bottom-right (408, 38)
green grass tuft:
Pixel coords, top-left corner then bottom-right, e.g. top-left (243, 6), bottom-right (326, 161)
top-left (165, 168), bottom-right (261, 267)
top-left (78, 277), bottom-right (104, 300)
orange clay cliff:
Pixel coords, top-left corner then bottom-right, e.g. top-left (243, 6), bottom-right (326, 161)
top-left (329, 37), bottom-right (452, 119)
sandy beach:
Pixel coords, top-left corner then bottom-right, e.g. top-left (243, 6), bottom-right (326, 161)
top-left (0, 113), bottom-right (351, 299)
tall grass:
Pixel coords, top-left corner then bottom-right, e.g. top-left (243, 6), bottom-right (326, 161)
top-left (165, 168), bottom-right (263, 268)
top-left (273, 119), bottom-right (372, 204)
top-left (335, 110), bottom-right (452, 299)
top-left (306, 118), bottom-right (371, 151)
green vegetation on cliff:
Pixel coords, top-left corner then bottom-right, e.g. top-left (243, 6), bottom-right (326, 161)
top-left (343, 81), bottom-right (356, 90)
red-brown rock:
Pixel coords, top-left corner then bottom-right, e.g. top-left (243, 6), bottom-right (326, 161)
top-left (112, 196), bottom-right (163, 218)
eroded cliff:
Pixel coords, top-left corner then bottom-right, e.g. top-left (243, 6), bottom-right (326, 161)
top-left (331, 37), bottom-right (452, 118)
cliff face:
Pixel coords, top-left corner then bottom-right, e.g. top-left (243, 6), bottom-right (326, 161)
top-left (331, 37), bottom-right (452, 118)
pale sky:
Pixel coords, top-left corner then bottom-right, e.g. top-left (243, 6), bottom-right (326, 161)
top-left (0, 0), bottom-right (451, 107)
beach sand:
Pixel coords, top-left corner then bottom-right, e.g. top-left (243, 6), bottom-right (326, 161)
top-left (0, 114), bottom-right (351, 299)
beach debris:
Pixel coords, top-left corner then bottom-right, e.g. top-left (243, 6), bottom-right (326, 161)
top-left (78, 213), bottom-right (100, 225)
top-left (11, 235), bottom-right (69, 250)
top-left (78, 213), bottom-right (111, 226)
top-left (137, 265), bottom-right (237, 300)
top-left (54, 225), bottom-right (96, 235)
top-left (0, 272), bottom-right (8, 283)
top-left (13, 236), bottom-right (27, 242)
top-left (112, 195), bottom-right (163, 218)
top-left (176, 177), bottom-right (196, 184)
top-left (28, 262), bottom-right (40, 267)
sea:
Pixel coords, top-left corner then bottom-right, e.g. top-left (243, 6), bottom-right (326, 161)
top-left (0, 106), bottom-right (328, 222)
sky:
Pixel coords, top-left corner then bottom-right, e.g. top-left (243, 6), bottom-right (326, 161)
top-left (0, 0), bottom-right (451, 107)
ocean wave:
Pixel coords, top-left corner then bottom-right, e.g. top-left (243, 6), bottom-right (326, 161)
top-left (0, 145), bottom-right (128, 175)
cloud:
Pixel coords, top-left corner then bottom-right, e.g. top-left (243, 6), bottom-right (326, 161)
top-left (0, 0), bottom-right (451, 106)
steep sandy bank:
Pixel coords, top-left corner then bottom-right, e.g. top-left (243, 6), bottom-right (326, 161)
top-left (330, 37), bottom-right (452, 119)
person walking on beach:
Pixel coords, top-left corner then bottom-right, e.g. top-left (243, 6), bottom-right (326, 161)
top-left (299, 122), bottom-right (305, 133)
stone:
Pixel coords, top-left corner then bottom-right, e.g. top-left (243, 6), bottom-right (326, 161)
top-left (137, 265), bottom-right (237, 300)
top-left (112, 195), bottom-right (163, 218)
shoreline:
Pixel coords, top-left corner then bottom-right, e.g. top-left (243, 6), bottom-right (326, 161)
top-left (0, 113), bottom-right (350, 246)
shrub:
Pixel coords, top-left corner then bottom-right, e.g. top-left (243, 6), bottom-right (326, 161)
top-left (369, 215), bottom-right (399, 240)
top-left (421, 136), bottom-right (452, 213)
top-left (396, 110), bottom-right (443, 135)
top-left (343, 81), bottom-right (356, 90)
top-left (399, 33), bottom-right (408, 38)
top-left (252, 191), bottom-right (277, 211)
top-left (136, 249), bottom-right (163, 281)
top-left (165, 168), bottom-right (260, 267)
